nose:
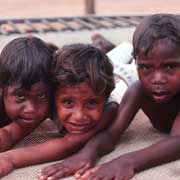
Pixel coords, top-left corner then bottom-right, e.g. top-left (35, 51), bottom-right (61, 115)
top-left (73, 108), bottom-right (86, 122)
top-left (151, 70), bottom-right (167, 84)
top-left (23, 101), bottom-right (36, 114)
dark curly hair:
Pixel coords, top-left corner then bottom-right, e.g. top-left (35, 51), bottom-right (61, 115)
top-left (52, 43), bottom-right (115, 98)
top-left (133, 13), bottom-right (180, 59)
top-left (0, 36), bottom-right (54, 89)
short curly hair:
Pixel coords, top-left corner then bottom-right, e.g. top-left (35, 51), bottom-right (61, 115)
top-left (52, 43), bottom-right (115, 98)
top-left (133, 13), bottom-right (180, 59)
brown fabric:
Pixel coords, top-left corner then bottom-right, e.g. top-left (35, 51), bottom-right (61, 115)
top-left (2, 111), bottom-right (180, 180)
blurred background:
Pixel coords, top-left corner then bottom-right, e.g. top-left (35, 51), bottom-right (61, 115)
top-left (0, 0), bottom-right (180, 50)
top-left (1, 0), bottom-right (180, 18)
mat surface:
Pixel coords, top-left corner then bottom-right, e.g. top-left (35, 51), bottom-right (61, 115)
top-left (2, 111), bottom-right (180, 180)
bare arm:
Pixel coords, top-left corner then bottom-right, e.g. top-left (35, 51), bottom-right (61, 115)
top-left (122, 135), bottom-right (180, 172)
top-left (79, 82), bottom-right (141, 160)
top-left (80, 116), bottom-right (180, 180)
top-left (0, 119), bottom-right (44, 152)
top-left (37, 82), bottom-right (142, 180)
top-left (119, 110), bottom-right (180, 172)
top-left (0, 101), bottom-right (118, 177)
top-left (79, 92), bottom-right (180, 180)
top-left (10, 101), bottom-right (118, 166)
top-left (0, 133), bottom-right (99, 178)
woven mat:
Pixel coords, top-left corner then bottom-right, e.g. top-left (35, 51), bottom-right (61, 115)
top-left (2, 111), bottom-right (180, 180)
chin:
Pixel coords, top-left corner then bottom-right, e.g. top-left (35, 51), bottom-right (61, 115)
top-left (152, 97), bottom-right (171, 104)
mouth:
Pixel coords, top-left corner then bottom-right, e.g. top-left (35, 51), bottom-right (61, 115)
top-left (152, 91), bottom-right (169, 102)
top-left (67, 122), bottom-right (94, 133)
top-left (17, 118), bottom-right (36, 125)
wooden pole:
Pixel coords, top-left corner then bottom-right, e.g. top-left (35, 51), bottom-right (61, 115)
top-left (85, 0), bottom-right (95, 14)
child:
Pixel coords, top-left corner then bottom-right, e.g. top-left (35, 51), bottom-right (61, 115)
top-left (0, 36), bottom-right (54, 151)
top-left (38, 13), bottom-right (180, 180)
top-left (0, 43), bottom-right (117, 177)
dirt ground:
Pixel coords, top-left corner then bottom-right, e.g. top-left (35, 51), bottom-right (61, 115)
top-left (1, 0), bottom-right (180, 18)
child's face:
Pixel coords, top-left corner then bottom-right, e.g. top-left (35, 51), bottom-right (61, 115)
top-left (55, 82), bottom-right (106, 134)
top-left (137, 39), bottom-right (180, 103)
top-left (4, 81), bottom-right (50, 125)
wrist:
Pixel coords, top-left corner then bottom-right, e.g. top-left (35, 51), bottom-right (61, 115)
top-left (80, 146), bottom-right (99, 161)
top-left (1, 152), bottom-right (15, 169)
top-left (117, 155), bottom-right (136, 171)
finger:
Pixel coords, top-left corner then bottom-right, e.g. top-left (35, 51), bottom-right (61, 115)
top-left (74, 162), bottom-right (92, 179)
top-left (38, 165), bottom-right (58, 175)
top-left (38, 168), bottom-right (60, 180)
top-left (80, 166), bottom-right (99, 180)
top-left (114, 174), bottom-right (133, 180)
top-left (43, 170), bottom-right (70, 180)
top-left (123, 173), bottom-right (134, 180)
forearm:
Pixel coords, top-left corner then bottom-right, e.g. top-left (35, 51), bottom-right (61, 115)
top-left (0, 120), bottom-right (43, 152)
top-left (76, 103), bottom-right (119, 160)
top-left (78, 97), bottom-right (138, 160)
top-left (77, 102), bottom-right (118, 157)
top-left (99, 102), bottom-right (118, 130)
top-left (120, 136), bottom-right (180, 172)
top-left (79, 130), bottom-right (117, 161)
top-left (3, 136), bottom-right (82, 168)
top-left (3, 128), bottom-right (106, 169)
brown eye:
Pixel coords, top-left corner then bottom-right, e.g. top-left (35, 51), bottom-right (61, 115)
top-left (15, 94), bottom-right (26, 102)
top-left (164, 64), bottom-right (177, 72)
top-left (137, 64), bottom-right (153, 74)
top-left (38, 93), bottom-right (47, 99)
top-left (86, 99), bottom-right (98, 109)
top-left (62, 99), bottom-right (74, 108)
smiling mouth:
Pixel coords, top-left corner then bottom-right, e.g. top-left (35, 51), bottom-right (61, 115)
top-left (68, 122), bottom-right (93, 131)
top-left (69, 122), bottom-right (91, 127)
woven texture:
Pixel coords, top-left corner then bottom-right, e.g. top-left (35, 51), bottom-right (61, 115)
top-left (2, 111), bottom-right (180, 180)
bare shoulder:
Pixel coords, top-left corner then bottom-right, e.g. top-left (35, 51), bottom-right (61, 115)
top-left (118, 80), bottom-right (143, 115)
top-left (128, 81), bottom-right (142, 93)
top-left (4, 119), bottom-right (43, 144)
top-left (122, 80), bottom-right (143, 103)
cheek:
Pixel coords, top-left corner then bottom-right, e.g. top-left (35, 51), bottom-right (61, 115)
top-left (89, 107), bottom-right (104, 123)
top-left (138, 71), bottom-right (149, 82)
top-left (38, 103), bottom-right (49, 118)
top-left (55, 104), bottom-right (69, 122)
top-left (4, 100), bottom-right (21, 120)
top-left (168, 78), bottom-right (180, 92)
top-left (138, 73), bottom-right (151, 88)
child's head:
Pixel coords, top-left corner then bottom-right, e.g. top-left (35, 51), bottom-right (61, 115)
top-left (133, 14), bottom-right (180, 103)
top-left (0, 36), bottom-right (54, 124)
top-left (52, 43), bottom-right (114, 134)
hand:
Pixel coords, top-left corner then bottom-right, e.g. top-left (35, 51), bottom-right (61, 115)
top-left (37, 151), bottom-right (95, 180)
top-left (79, 158), bottom-right (135, 180)
top-left (0, 153), bottom-right (14, 177)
